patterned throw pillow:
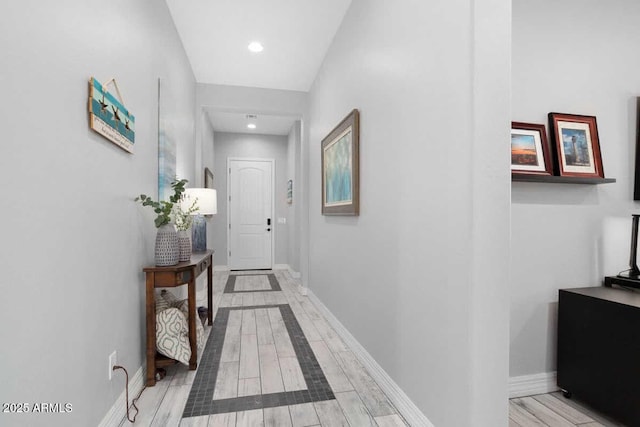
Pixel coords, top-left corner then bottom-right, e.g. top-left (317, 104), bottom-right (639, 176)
top-left (155, 307), bottom-right (191, 365)
top-left (160, 290), bottom-right (180, 305)
top-left (155, 294), bottom-right (171, 314)
top-left (175, 299), bottom-right (205, 350)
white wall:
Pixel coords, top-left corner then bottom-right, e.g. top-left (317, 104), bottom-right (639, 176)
top-left (307, 0), bottom-right (511, 425)
top-left (511, 0), bottom-right (640, 379)
top-left (212, 132), bottom-right (290, 267)
top-left (287, 121), bottom-right (302, 273)
top-left (0, 1), bottom-right (196, 426)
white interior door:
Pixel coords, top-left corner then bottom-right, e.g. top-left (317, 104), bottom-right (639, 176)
top-left (228, 158), bottom-right (274, 270)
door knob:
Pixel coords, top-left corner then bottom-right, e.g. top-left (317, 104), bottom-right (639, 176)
top-left (267, 228), bottom-right (271, 232)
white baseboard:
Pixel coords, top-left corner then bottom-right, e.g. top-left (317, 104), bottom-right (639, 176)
top-left (98, 366), bottom-right (144, 427)
top-left (307, 290), bottom-right (433, 427)
top-left (509, 372), bottom-right (558, 398)
top-left (274, 264), bottom-right (301, 278)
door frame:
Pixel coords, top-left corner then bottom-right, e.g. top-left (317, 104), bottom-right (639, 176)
top-left (226, 157), bottom-right (276, 270)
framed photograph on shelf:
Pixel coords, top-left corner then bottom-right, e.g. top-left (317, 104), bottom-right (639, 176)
top-left (548, 112), bottom-right (604, 178)
top-left (321, 109), bottom-right (359, 215)
top-left (511, 122), bottom-right (552, 176)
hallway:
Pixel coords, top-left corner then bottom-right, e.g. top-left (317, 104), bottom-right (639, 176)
top-left (128, 270), bottom-right (408, 426)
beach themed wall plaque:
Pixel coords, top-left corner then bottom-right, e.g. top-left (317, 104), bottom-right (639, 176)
top-left (88, 77), bottom-right (135, 153)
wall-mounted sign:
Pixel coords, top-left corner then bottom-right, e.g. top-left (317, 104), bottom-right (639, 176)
top-left (88, 77), bottom-right (135, 153)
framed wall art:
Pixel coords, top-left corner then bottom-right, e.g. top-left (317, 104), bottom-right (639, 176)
top-left (88, 77), bottom-right (135, 153)
top-left (548, 112), bottom-right (604, 178)
top-left (158, 78), bottom-right (176, 201)
top-left (205, 167), bottom-right (214, 189)
top-left (321, 109), bottom-right (360, 216)
top-left (511, 122), bottom-right (552, 175)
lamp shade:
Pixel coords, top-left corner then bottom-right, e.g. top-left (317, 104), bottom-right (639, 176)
top-left (183, 188), bottom-right (217, 215)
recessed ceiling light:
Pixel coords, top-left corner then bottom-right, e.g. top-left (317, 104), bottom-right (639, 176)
top-left (248, 41), bottom-right (264, 53)
top-left (247, 123), bottom-right (257, 129)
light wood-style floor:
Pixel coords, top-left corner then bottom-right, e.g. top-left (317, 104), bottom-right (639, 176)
top-left (509, 392), bottom-right (626, 427)
top-left (122, 269), bottom-right (626, 427)
top-left (123, 270), bottom-right (408, 427)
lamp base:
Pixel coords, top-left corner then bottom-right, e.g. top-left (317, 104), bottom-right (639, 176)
top-left (192, 215), bottom-right (207, 252)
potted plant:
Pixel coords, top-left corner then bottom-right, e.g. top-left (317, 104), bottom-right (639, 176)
top-left (174, 197), bottom-right (199, 261)
top-left (135, 179), bottom-right (189, 266)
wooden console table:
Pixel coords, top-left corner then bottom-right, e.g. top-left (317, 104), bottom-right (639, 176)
top-left (143, 250), bottom-right (213, 386)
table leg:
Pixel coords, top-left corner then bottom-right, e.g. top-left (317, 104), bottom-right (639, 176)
top-left (188, 270), bottom-right (197, 370)
top-left (145, 272), bottom-right (157, 386)
top-left (207, 258), bottom-right (213, 326)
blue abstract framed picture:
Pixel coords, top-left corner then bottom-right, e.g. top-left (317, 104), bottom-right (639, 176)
top-left (549, 113), bottom-right (604, 178)
top-left (158, 78), bottom-right (176, 201)
top-left (322, 109), bottom-right (359, 215)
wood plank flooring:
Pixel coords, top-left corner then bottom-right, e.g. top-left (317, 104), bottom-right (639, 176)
top-left (123, 268), bottom-right (626, 426)
top-left (124, 270), bottom-right (407, 427)
top-left (509, 392), bottom-right (626, 427)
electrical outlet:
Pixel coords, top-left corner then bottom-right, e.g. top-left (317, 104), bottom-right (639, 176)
top-left (108, 351), bottom-right (117, 380)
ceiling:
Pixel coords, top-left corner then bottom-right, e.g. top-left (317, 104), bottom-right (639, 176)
top-left (166, 0), bottom-right (351, 135)
top-left (165, 0), bottom-right (352, 92)
top-left (206, 110), bottom-right (298, 136)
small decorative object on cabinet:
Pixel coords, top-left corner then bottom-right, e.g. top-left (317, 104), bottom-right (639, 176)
top-left (176, 230), bottom-right (191, 262)
top-left (511, 121), bottom-right (552, 176)
top-left (143, 250), bottom-right (213, 386)
top-left (182, 188), bottom-right (217, 252)
top-left (175, 196), bottom-right (199, 261)
top-left (155, 224), bottom-right (179, 266)
top-left (135, 178), bottom-right (189, 266)
top-left (558, 286), bottom-right (640, 426)
top-left (616, 214), bottom-right (640, 280)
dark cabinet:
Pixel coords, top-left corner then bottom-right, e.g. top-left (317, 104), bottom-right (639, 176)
top-left (558, 286), bottom-right (640, 426)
